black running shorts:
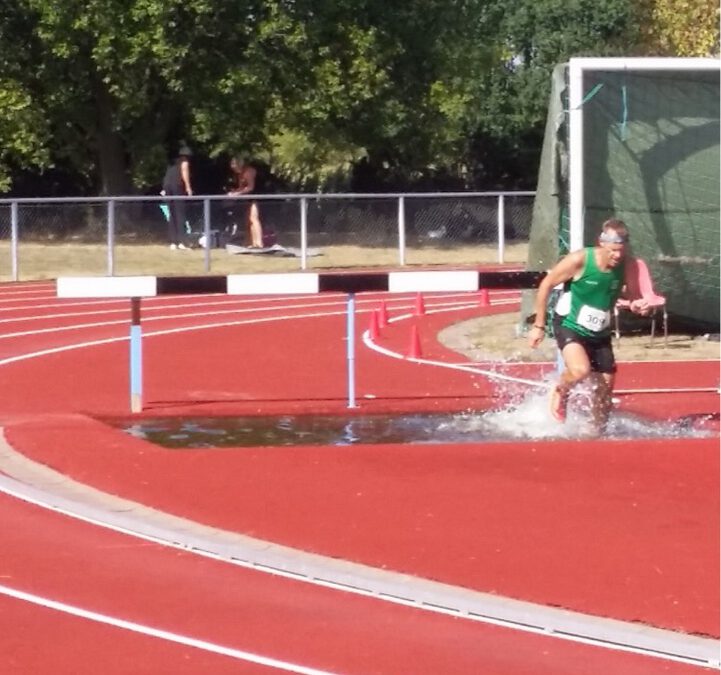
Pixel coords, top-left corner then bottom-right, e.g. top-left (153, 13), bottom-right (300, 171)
top-left (552, 313), bottom-right (617, 374)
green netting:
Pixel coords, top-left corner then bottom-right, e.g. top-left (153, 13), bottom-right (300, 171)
top-left (582, 69), bottom-right (719, 326)
top-left (526, 65), bottom-right (720, 329)
top-left (521, 64), bottom-right (568, 327)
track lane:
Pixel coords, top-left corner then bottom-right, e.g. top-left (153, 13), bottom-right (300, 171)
top-left (4, 492), bottom-right (708, 675)
top-left (6, 412), bottom-right (718, 637)
top-left (0, 280), bottom-right (716, 672)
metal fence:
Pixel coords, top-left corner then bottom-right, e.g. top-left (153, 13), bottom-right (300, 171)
top-left (0, 192), bottom-right (535, 281)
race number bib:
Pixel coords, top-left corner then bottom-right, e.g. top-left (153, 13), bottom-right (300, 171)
top-left (577, 305), bottom-right (610, 332)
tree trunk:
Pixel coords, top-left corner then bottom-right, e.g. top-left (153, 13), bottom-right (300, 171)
top-left (93, 79), bottom-right (131, 196)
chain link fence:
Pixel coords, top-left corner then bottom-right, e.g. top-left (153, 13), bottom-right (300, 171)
top-left (0, 192), bottom-right (534, 281)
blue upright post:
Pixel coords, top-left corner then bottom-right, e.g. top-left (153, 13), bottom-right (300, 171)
top-left (130, 297), bottom-right (143, 413)
top-left (346, 293), bottom-right (358, 408)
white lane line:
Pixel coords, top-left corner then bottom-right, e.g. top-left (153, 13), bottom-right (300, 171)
top-left (0, 453), bottom-right (716, 669)
top-left (1, 295), bottom-right (713, 402)
top-left (0, 583), bottom-right (338, 675)
top-left (0, 283), bottom-right (56, 293)
top-left (0, 293), bottom-right (714, 395)
top-left (0, 320), bottom-right (130, 339)
top-left (0, 297), bottom-right (124, 311)
top-left (363, 306), bottom-right (721, 391)
top-left (0, 293), bottom-right (295, 312)
top-left (0, 295), bottom-right (718, 668)
top-left (0, 293), bottom-right (399, 323)
top-left (0, 295), bottom-right (245, 312)
top-left (0, 283), bottom-right (55, 289)
top-left (0, 310), bottom-right (354, 367)
top-left (363, 302), bottom-right (546, 390)
top-left (0, 297), bottom-right (487, 341)
top-left (0, 290), bottom-right (56, 299)
top-left (0, 288), bottom-right (517, 316)
top-left (0, 299), bottom-right (254, 323)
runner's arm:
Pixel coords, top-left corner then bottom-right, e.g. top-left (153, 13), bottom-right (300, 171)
top-left (621, 257), bottom-right (651, 315)
top-left (528, 251), bottom-right (584, 346)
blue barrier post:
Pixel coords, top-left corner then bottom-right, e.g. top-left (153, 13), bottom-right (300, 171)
top-left (130, 298), bottom-right (143, 413)
top-left (346, 294), bottom-right (357, 408)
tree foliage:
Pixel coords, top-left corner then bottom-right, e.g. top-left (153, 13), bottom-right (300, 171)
top-left (635, 0), bottom-right (720, 56)
top-left (0, 0), bottom-right (691, 196)
top-left (462, 0), bottom-right (641, 188)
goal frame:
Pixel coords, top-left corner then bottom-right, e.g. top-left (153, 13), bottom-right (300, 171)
top-left (567, 57), bottom-right (721, 251)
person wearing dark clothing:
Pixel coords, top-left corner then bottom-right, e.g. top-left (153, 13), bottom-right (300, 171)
top-left (161, 145), bottom-right (193, 249)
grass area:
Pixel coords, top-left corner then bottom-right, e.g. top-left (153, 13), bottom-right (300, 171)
top-left (439, 312), bottom-right (720, 362)
top-left (0, 242), bottom-right (530, 281)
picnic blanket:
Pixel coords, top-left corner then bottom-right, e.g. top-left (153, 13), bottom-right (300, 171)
top-left (226, 243), bottom-right (322, 258)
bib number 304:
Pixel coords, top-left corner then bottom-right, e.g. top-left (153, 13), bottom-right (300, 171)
top-left (578, 305), bottom-right (610, 332)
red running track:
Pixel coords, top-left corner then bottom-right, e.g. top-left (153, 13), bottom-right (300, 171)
top-left (5, 491), bottom-right (708, 675)
top-left (0, 280), bottom-right (718, 673)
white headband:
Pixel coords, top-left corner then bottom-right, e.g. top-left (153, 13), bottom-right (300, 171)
top-left (599, 231), bottom-right (628, 244)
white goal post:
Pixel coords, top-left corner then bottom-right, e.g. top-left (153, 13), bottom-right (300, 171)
top-left (567, 56), bottom-right (721, 252)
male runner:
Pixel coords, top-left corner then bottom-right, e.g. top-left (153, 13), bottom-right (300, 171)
top-left (528, 219), bottom-right (651, 432)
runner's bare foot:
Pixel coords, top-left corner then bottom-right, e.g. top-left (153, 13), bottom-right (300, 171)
top-left (577, 421), bottom-right (601, 438)
top-left (550, 385), bottom-right (568, 422)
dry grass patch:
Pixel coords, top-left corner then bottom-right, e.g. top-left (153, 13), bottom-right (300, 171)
top-left (439, 312), bottom-right (720, 363)
top-left (1, 242), bottom-right (529, 281)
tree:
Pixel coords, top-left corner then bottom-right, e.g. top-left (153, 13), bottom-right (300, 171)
top-left (0, 2), bottom-right (51, 192)
top-left (0, 0), bottom-right (658, 195)
top-left (0, 0), bottom-right (272, 194)
top-left (195, 0), bottom-right (499, 190)
top-left (634, 0), bottom-right (720, 56)
top-left (462, 0), bottom-right (641, 189)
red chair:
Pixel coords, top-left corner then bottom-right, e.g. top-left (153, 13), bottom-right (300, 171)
top-left (614, 257), bottom-right (668, 345)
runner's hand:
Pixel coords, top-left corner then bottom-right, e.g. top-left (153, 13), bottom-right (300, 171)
top-left (528, 325), bottom-right (545, 348)
top-left (630, 299), bottom-right (650, 315)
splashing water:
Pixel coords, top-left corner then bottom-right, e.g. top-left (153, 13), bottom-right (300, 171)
top-left (115, 375), bottom-right (713, 449)
top-left (449, 378), bottom-right (713, 441)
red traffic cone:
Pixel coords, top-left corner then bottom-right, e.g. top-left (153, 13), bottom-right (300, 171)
top-left (368, 309), bottom-right (380, 340)
top-left (407, 325), bottom-right (422, 359)
top-left (478, 288), bottom-right (490, 307)
top-left (378, 300), bottom-right (389, 327)
top-left (414, 292), bottom-right (426, 316)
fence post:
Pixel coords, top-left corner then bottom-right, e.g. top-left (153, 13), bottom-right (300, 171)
top-left (497, 194), bottom-right (505, 264)
top-left (10, 201), bottom-right (19, 281)
top-left (107, 199), bottom-right (116, 276)
top-left (300, 196), bottom-right (308, 270)
top-left (203, 198), bottom-right (211, 273)
top-left (398, 196), bottom-right (406, 266)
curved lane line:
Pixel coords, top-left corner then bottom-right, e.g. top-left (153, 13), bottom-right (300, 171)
top-left (1, 289), bottom-right (718, 668)
top-left (0, 310), bottom-right (353, 367)
top-left (0, 584), bottom-right (338, 675)
top-left (0, 297), bottom-right (491, 358)
top-left (362, 306), bottom-right (721, 391)
top-left (362, 303), bottom-right (548, 390)
top-left (0, 438), bottom-right (716, 669)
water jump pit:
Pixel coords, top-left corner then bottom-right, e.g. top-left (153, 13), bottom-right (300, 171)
top-left (106, 391), bottom-right (716, 449)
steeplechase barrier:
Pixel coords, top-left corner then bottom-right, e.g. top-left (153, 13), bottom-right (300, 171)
top-left (57, 270), bottom-right (545, 412)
